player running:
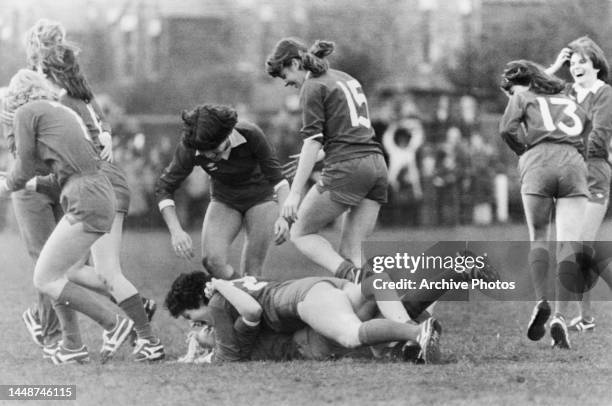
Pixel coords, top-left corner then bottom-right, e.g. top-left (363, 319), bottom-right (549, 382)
top-left (546, 36), bottom-right (612, 333)
top-left (266, 38), bottom-right (388, 282)
top-left (0, 69), bottom-right (134, 364)
top-left (155, 104), bottom-right (290, 279)
top-left (499, 60), bottom-right (590, 349)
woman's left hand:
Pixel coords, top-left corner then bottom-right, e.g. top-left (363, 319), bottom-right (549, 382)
top-left (274, 217), bottom-right (291, 245)
top-left (281, 190), bottom-right (301, 222)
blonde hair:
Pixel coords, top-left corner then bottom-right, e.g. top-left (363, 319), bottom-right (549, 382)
top-left (6, 69), bottom-right (60, 112)
top-left (25, 19), bottom-right (68, 70)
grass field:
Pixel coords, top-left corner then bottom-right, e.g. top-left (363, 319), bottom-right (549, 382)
top-left (0, 220), bottom-right (611, 406)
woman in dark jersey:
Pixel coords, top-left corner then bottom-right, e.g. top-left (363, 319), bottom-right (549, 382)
top-left (266, 38), bottom-right (388, 283)
top-left (156, 104), bottom-right (289, 278)
top-left (499, 60), bottom-right (590, 350)
top-left (547, 36), bottom-right (612, 332)
top-left (0, 69), bottom-right (134, 364)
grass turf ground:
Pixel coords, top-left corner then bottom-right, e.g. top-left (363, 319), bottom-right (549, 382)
top-left (0, 221), bottom-right (611, 406)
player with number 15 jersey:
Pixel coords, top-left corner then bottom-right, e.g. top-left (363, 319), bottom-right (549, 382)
top-left (266, 38), bottom-right (390, 283)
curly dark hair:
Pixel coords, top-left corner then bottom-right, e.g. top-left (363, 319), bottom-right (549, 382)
top-left (165, 271), bottom-right (211, 318)
top-left (180, 104), bottom-right (238, 151)
top-left (265, 37), bottom-right (335, 78)
top-left (500, 59), bottom-right (565, 95)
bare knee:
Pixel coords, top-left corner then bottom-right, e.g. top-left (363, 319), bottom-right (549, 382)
top-left (334, 326), bottom-right (361, 348)
top-left (203, 256), bottom-right (232, 278)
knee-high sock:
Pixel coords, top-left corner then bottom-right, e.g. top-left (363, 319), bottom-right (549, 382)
top-left (52, 300), bottom-right (82, 349)
top-left (357, 319), bottom-right (418, 345)
top-left (57, 281), bottom-right (116, 331)
top-left (118, 294), bottom-right (153, 340)
top-left (529, 247), bottom-right (550, 301)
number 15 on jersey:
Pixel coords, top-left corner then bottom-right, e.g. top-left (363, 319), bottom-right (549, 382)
top-left (337, 79), bottom-right (371, 129)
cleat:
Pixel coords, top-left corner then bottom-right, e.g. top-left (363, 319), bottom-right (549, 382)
top-left (568, 316), bottom-right (595, 333)
top-left (401, 339), bottom-right (421, 363)
top-left (133, 337), bottom-right (165, 362)
top-left (22, 308), bottom-right (44, 347)
top-left (527, 300), bottom-right (551, 341)
top-left (100, 315), bottom-right (134, 363)
top-left (49, 342), bottom-right (90, 365)
top-left (142, 298), bottom-right (157, 322)
top-left (416, 318), bottom-right (442, 364)
top-left (42, 341), bottom-right (60, 359)
top-left (550, 316), bottom-right (571, 349)
top-left (462, 250), bottom-right (500, 283)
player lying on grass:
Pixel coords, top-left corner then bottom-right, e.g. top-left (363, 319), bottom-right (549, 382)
top-left (165, 273), bottom-right (442, 364)
top-left (173, 292), bottom-right (436, 364)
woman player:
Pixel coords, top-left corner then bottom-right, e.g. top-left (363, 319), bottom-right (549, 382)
top-left (165, 271), bottom-right (441, 364)
top-left (155, 104), bottom-right (289, 278)
top-left (500, 60), bottom-right (590, 349)
top-left (265, 38), bottom-right (388, 282)
top-left (22, 20), bottom-right (163, 362)
top-left (546, 36), bottom-right (612, 332)
top-left (0, 69), bottom-right (134, 364)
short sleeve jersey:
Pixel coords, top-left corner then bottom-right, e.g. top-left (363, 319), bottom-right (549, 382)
top-left (299, 69), bottom-right (383, 165)
top-left (499, 90), bottom-right (590, 156)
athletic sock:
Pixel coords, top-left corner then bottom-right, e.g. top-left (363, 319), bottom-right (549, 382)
top-left (57, 281), bottom-right (117, 331)
top-left (357, 319), bottom-right (418, 345)
top-left (335, 260), bottom-right (356, 280)
top-left (52, 300), bottom-right (82, 350)
top-left (528, 247), bottom-right (550, 301)
top-left (118, 294), bottom-right (153, 340)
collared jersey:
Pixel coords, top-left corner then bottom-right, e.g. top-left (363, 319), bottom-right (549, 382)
top-left (155, 121), bottom-right (284, 205)
top-left (564, 81), bottom-right (612, 160)
top-left (499, 90), bottom-right (591, 157)
top-left (6, 99), bottom-right (101, 191)
top-left (299, 69), bottom-right (383, 165)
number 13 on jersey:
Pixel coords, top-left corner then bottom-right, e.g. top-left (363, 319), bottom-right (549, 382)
top-left (337, 79), bottom-right (371, 129)
top-left (536, 96), bottom-right (584, 136)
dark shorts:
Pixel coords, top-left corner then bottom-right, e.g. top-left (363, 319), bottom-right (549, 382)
top-left (317, 153), bottom-right (388, 206)
top-left (518, 143), bottom-right (588, 198)
top-left (211, 194), bottom-right (275, 215)
top-left (211, 182), bottom-right (275, 215)
top-left (60, 173), bottom-right (116, 233)
top-left (262, 277), bottom-right (349, 333)
top-left (587, 158), bottom-right (611, 204)
top-left (99, 160), bottom-right (130, 213)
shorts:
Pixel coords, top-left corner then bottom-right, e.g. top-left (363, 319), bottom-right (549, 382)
top-left (317, 153), bottom-right (388, 206)
top-left (211, 182), bottom-right (275, 215)
top-left (99, 160), bottom-right (130, 213)
top-left (518, 143), bottom-right (588, 198)
top-left (60, 173), bottom-right (116, 233)
top-left (262, 277), bottom-right (350, 333)
top-left (211, 194), bottom-right (275, 215)
top-left (587, 158), bottom-right (611, 204)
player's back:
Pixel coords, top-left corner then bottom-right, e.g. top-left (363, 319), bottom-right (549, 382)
top-left (500, 90), bottom-right (590, 155)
